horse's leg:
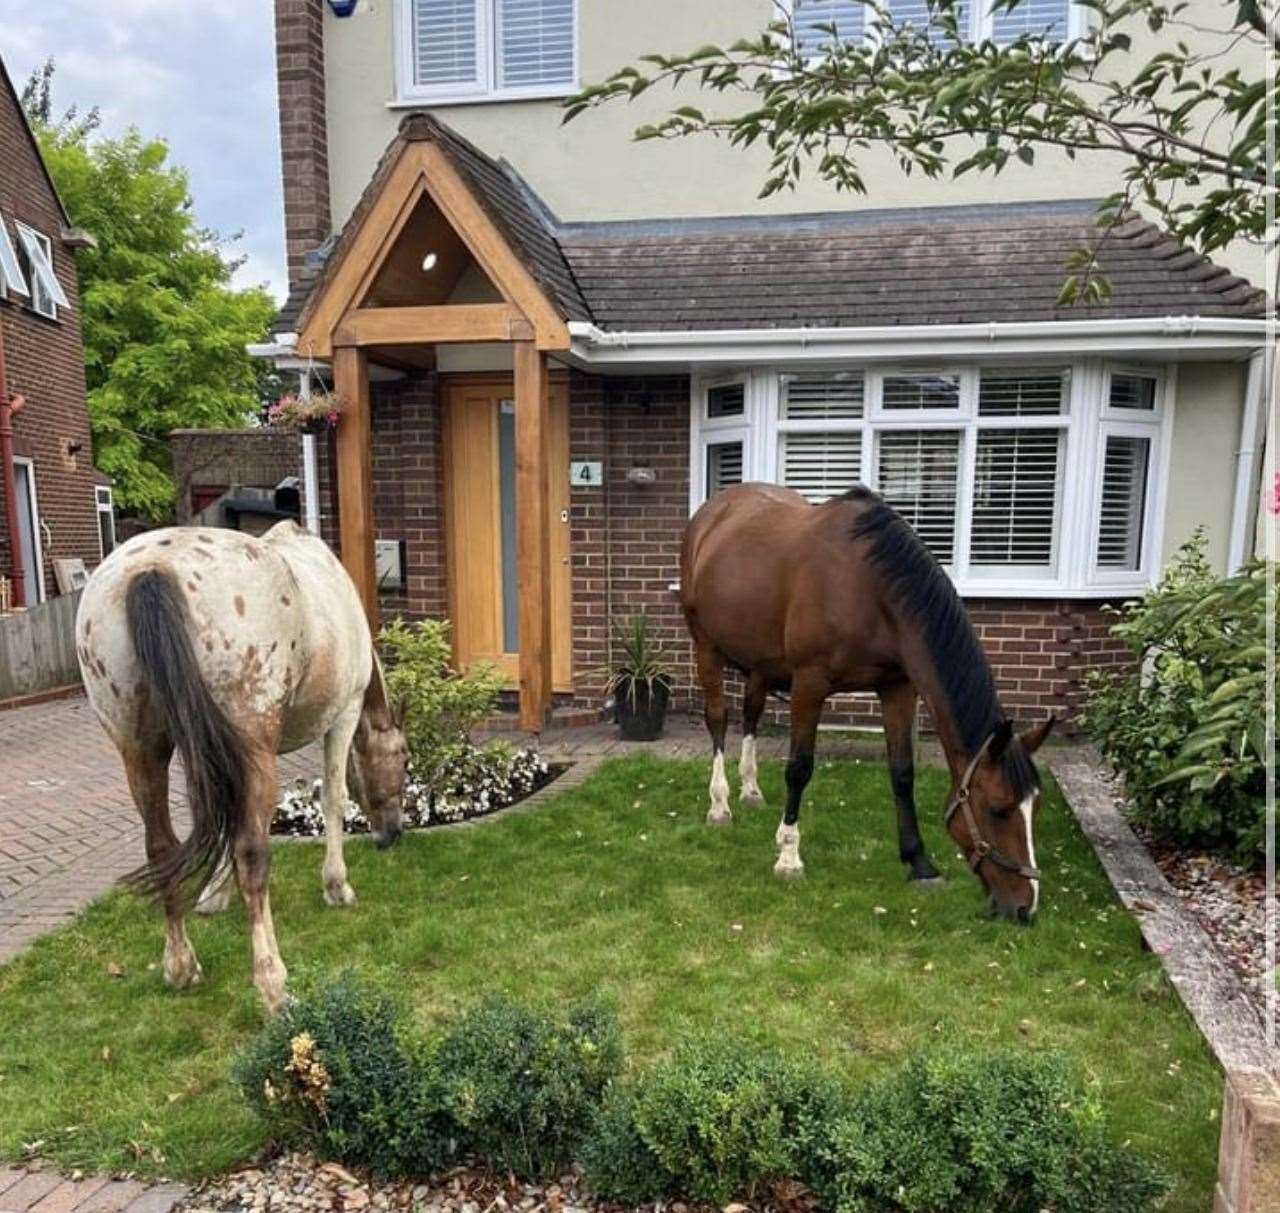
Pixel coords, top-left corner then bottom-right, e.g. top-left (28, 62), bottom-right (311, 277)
top-left (234, 747), bottom-right (288, 1013)
top-left (739, 669), bottom-right (768, 807)
top-left (194, 862), bottom-right (235, 915)
top-left (123, 738), bottom-right (202, 988)
top-left (695, 639), bottom-right (732, 825)
top-left (321, 705), bottom-right (362, 907)
top-left (774, 669), bottom-right (827, 878)
top-left (878, 681), bottom-right (941, 883)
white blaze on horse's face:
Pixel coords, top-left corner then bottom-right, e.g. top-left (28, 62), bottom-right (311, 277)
top-left (1020, 791), bottom-right (1039, 916)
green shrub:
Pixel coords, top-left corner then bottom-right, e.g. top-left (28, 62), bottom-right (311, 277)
top-left (582, 1034), bottom-right (842, 1206)
top-left (1082, 534), bottom-right (1272, 862)
top-left (807, 1050), bottom-right (1168, 1213)
top-left (434, 997), bottom-right (623, 1179)
top-left (232, 972), bottom-right (452, 1177)
top-left (379, 618), bottom-right (506, 798)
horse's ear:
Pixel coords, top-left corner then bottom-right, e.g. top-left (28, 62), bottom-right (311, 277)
top-left (391, 694), bottom-right (407, 731)
top-left (1019, 714), bottom-right (1056, 755)
top-left (987, 719), bottom-right (1015, 763)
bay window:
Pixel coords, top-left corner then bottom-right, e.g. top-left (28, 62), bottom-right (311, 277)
top-left (691, 360), bottom-right (1167, 596)
top-left (397, 0), bottom-right (576, 103)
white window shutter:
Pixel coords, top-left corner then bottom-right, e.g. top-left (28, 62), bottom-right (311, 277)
top-left (16, 226), bottom-right (68, 309)
top-left (991, 0), bottom-right (1070, 42)
top-left (0, 221), bottom-right (30, 298)
top-left (781, 373), bottom-right (864, 420)
top-left (706, 441), bottom-right (744, 498)
top-left (496, 0), bottom-right (574, 89)
top-left (413, 0), bottom-right (482, 88)
top-left (1096, 434), bottom-right (1151, 570)
top-left (793, 0), bottom-right (865, 54)
top-left (876, 430), bottom-right (961, 564)
top-left (978, 368), bottom-right (1069, 416)
top-left (782, 431), bottom-right (863, 503)
top-left (970, 429), bottom-right (1063, 567)
top-left (881, 373), bottom-right (961, 411)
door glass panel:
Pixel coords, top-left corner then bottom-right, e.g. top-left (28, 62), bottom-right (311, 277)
top-left (498, 399), bottom-right (519, 651)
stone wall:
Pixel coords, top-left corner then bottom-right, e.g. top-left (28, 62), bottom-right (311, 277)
top-left (170, 429), bottom-right (304, 524)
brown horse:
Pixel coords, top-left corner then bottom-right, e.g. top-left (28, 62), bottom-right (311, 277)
top-left (680, 483), bottom-right (1053, 922)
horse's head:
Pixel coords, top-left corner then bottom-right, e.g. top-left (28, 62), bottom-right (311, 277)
top-left (945, 716), bottom-right (1054, 924)
top-left (349, 708), bottom-right (409, 849)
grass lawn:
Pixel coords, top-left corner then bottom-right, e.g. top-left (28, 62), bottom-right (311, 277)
top-left (0, 754), bottom-right (1220, 1208)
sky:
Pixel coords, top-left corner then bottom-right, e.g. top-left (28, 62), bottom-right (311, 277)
top-left (1, 0), bottom-right (287, 303)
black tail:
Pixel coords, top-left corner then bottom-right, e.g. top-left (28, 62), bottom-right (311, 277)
top-left (125, 569), bottom-right (248, 899)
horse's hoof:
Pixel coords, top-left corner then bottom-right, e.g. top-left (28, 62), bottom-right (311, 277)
top-left (740, 786), bottom-right (765, 807)
top-left (324, 882), bottom-right (357, 907)
top-left (164, 956), bottom-right (204, 990)
top-left (909, 873), bottom-right (945, 888)
top-left (773, 857), bottom-right (805, 879)
top-left (705, 809), bottom-right (733, 827)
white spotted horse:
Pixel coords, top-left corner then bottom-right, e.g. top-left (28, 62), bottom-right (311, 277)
top-left (680, 483), bottom-right (1053, 923)
top-left (77, 520), bottom-right (409, 1011)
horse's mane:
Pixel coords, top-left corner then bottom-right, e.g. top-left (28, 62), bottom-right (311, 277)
top-left (845, 486), bottom-right (1038, 796)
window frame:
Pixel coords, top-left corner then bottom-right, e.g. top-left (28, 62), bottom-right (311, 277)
top-left (14, 223), bottom-right (61, 320)
top-left (394, 0), bottom-right (579, 106)
top-left (689, 359), bottom-right (1169, 598)
top-left (784, 0), bottom-right (1088, 56)
top-left (96, 486), bottom-right (117, 560)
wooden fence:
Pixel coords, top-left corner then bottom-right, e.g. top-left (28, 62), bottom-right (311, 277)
top-left (0, 591), bottom-right (83, 703)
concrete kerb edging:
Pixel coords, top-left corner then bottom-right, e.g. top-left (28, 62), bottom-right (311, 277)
top-left (1047, 748), bottom-right (1278, 1213)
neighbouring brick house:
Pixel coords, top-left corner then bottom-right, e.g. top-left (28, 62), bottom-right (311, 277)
top-left (259, 0), bottom-right (1269, 733)
top-left (0, 54), bottom-right (107, 608)
top-left (170, 428), bottom-right (303, 525)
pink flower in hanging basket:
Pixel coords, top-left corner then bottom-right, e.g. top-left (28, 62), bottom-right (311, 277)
top-left (1267, 472), bottom-right (1280, 516)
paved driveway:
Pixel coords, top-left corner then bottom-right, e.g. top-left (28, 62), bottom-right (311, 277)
top-left (0, 695), bottom-right (319, 963)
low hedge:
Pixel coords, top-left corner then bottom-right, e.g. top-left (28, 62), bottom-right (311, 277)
top-left (235, 974), bottom-right (1168, 1211)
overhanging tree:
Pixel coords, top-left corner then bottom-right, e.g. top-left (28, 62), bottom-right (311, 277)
top-left (23, 64), bottom-right (277, 520)
top-left (565, 0), bottom-right (1273, 302)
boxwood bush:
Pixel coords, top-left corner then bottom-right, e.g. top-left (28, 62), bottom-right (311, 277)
top-left (236, 975), bottom-right (1167, 1210)
top-left (1082, 534), bottom-right (1271, 862)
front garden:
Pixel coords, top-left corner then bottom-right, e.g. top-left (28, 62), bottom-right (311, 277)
top-left (0, 753), bottom-right (1223, 1210)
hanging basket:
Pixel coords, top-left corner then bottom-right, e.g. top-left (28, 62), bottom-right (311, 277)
top-left (266, 391), bottom-right (346, 435)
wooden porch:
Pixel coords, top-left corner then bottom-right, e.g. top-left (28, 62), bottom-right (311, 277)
top-left (295, 121), bottom-right (572, 730)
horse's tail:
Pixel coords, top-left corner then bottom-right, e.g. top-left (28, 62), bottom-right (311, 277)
top-left (125, 568), bottom-right (248, 899)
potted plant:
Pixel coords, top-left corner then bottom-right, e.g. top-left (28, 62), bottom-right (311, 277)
top-left (266, 390), bottom-right (346, 435)
top-left (605, 614), bottom-right (673, 741)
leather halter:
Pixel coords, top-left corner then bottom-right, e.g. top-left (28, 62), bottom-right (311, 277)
top-left (943, 733), bottom-right (1041, 882)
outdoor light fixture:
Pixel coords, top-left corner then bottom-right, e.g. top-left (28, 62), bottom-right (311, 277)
top-left (328, 0), bottom-right (358, 16)
top-left (421, 252), bottom-right (438, 272)
top-left (626, 465), bottom-right (657, 487)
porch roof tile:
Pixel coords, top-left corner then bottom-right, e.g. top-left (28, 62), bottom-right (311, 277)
top-left (276, 117), bottom-right (1266, 340)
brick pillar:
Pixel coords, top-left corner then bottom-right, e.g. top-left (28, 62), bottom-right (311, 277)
top-left (1216, 1069), bottom-right (1280, 1212)
top-left (275, 0), bottom-right (331, 283)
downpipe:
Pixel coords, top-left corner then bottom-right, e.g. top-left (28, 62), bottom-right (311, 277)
top-left (0, 321), bottom-right (27, 608)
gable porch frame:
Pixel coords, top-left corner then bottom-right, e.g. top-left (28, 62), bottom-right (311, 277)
top-left (299, 140), bottom-right (572, 732)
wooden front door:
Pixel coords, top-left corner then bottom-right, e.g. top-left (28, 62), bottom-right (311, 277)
top-left (443, 376), bottom-right (572, 692)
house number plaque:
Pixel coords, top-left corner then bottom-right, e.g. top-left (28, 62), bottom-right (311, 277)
top-left (570, 460), bottom-right (604, 488)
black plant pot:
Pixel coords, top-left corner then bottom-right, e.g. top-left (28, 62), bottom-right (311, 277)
top-left (616, 680), bottom-right (670, 741)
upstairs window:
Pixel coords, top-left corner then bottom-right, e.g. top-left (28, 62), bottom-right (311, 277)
top-left (400, 0), bottom-right (576, 102)
top-left (791, 0), bottom-right (1076, 49)
top-left (0, 219), bottom-right (31, 303)
top-left (14, 224), bottom-right (67, 320)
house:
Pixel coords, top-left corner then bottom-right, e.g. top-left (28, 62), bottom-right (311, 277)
top-left (0, 54), bottom-right (108, 609)
top-left (258, 0), bottom-right (1269, 730)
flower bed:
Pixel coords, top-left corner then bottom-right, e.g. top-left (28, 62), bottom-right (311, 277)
top-left (272, 745), bottom-right (560, 837)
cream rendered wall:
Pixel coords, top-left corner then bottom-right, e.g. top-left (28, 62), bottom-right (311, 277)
top-left (322, 0), bottom-right (1264, 284)
top-left (1161, 361), bottom-right (1248, 572)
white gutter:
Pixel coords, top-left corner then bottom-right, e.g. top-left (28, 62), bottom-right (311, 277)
top-left (1228, 350), bottom-right (1269, 568)
top-left (566, 316), bottom-right (1267, 366)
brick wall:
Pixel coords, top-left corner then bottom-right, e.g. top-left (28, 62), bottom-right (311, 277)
top-left (0, 70), bottom-right (99, 605)
top-left (275, 0), bottom-right (331, 281)
top-left (313, 366), bottom-right (1132, 733)
top-left (170, 429), bottom-right (304, 523)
